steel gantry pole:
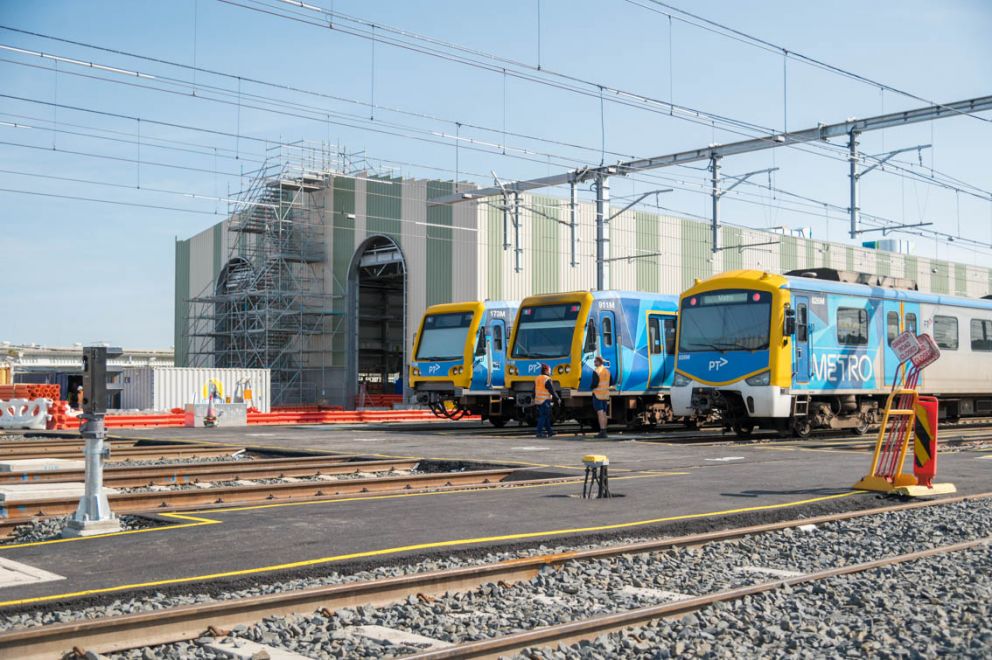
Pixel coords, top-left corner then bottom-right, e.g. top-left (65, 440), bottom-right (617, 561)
top-left (849, 131), bottom-right (860, 239)
top-left (513, 191), bottom-right (522, 273)
top-left (595, 172), bottom-right (610, 290)
top-left (569, 180), bottom-right (578, 268)
top-left (710, 155), bottom-right (721, 253)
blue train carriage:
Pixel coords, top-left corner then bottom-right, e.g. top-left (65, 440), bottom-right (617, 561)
top-left (505, 290), bottom-right (680, 428)
top-left (671, 268), bottom-right (992, 438)
top-left (410, 299), bottom-right (519, 426)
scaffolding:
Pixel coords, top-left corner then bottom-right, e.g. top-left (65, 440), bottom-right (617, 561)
top-left (186, 143), bottom-right (350, 405)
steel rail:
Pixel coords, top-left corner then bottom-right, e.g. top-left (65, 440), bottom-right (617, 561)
top-left (0, 446), bottom-right (245, 462)
top-left (0, 457), bottom-right (415, 487)
top-left (0, 468), bottom-right (516, 525)
top-left (408, 535), bottom-right (992, 659)
top-left (0, 438), bottom-right (140, 450)
top-left (1, 491), bottom-right (986, 659)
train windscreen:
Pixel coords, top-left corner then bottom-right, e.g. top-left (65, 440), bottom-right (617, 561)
top-left (416, 312), bottom-right (474, 361)
top-left (678, 290), bottom-right (771, 352)
top-left (511, 303), bottom-right (582, 359)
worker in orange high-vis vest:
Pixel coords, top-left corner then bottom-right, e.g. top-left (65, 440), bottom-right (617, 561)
top-left (591, 356), bottom-right (611, 438)
top-left (534, 363), bottom-right (561, 438)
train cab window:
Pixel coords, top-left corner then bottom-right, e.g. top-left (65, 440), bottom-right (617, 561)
top-left (836, 307), bottom-right (869, 345)
top-left (493, 325), bottom-right (503, 352)
top-left (886, 311), bottom-right (900, 344)
top-left (601, 317), bottom-right (614, 347)
top-left (648, 316), bottom-right (663, 355)
top-left (905, 313), bottom-right (918, 336)
top-left (971, 319), bottom-right (992, 352)
top-left (933, 315), bottom-right (958, 350)
top-left (664, 317), bottom-right (677, 354)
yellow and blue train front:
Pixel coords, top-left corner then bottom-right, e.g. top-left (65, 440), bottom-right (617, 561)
top-left (505, 292), bottom-right (591, 406)
top-left (410, 301), bottom-right (484, 403)
top-left (671, 271), bottom-right (793, 420)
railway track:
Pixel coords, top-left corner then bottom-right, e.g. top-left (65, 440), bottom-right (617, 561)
top-left (0, 444), bottom-right (245, 462)
top-left (406, 537), bottom-right (991, 659)
top-left (0, 456), bottom-right (418, 488)
top-left (0, 468), bottom-right (519, 539)
top-left (2, 492), bottom-right (986, 659)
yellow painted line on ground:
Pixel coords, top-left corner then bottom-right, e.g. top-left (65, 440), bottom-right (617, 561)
top-left (0, 489), bottom-right (863, 608)
top-left (0, 513), bottom-right (221, 551)
top-left (754, 446), bottom-right (796, 452)
top-left (0, 473), bottom-right (684, 551)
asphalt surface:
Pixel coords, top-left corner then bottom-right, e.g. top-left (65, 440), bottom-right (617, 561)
top-left (0, 421), bottom-right (988, 610)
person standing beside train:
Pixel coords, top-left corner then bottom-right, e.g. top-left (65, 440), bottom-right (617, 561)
top-left (534, 363), bottom-right (560, 438)
top-left (591, 356), bottom-right (611, 438)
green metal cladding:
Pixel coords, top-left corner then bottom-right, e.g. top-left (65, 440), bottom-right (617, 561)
top-left (425, 180), bottom-right (453, 307)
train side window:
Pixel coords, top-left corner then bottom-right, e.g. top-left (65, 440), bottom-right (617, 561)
top-left (886, 311), bottom-right (900, 344)
top-left (970, 319), bottom-right (992, 352)
top-left (648, 316), bottom-right (663, 355)
top-left (905, 313), bottom-right (917, 336)
top-left (933, 315), bottom-right (958, 350)
top-left (836, 307), bottom-right (868, 345)
top-left (663, 317), bottom-right (677, 354)
top-left (796, 304), bottom-right (809, 342)
top-left (493, 325), bottom-right (503, 352)
top-left (602, 317), bottom-right (614, 347)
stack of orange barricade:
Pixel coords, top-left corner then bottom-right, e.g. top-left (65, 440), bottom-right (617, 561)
top-left (0, 384), bottom-right (32, 400)
top-left (46, 400), bottom-right (71, 430)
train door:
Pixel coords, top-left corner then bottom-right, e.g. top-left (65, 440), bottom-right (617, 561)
top-left (882, 301), bottom-right (903, 386)
top-left (488, 319), bottom-right (507, 388)
top-left (598, 310), bottom-right (619, 387)
top-left (647, 312), bottom-right (677, 388)
top-left (793, 295), bottom-right (810, 384)
top-left (882, 302), bottom-right (920, 386)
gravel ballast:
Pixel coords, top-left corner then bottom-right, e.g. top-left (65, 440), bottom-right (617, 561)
top-left (520, 544), bottom-right (992, 659)
top-left (3, 498), bottom-right (984, 658)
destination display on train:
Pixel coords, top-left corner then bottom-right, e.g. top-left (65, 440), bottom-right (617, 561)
top-left (699, 292), bottom-right (748, 305)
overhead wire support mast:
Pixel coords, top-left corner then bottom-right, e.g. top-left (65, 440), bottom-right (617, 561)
top-left (431, 94), bottom-right (992, 256)
top-left (711, 164), bottom-right (779, 253)
top-left (850, 141), bottom-right (932, 238)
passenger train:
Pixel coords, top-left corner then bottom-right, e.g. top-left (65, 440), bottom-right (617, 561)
top-left (505, 290), bottom-right (680, 428)
top-left (672, 269), bottom-right (992, 437)
top-left (410, 300), bottom-right (518, 426)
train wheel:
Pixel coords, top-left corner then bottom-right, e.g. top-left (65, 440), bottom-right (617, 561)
top-left (852, 416), bottom-right (870, 435)
top-left (488, 416), bottom-right (508, 428)
top-left (684, 418), bottom-right (700, 431)
top-left (733, 422), bottom-right (754, 438)
top-left (791, 418), bottom-right (812, 439)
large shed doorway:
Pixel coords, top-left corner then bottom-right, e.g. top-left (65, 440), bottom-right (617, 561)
top-left (347, 235), bottom-right (407, 407)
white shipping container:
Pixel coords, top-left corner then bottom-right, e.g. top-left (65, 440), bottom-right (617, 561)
top-left (118, 368), bottom-right (271, 413)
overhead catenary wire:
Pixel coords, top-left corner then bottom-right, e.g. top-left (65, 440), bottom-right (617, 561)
top-left (1, 8), bottom-right (989, 259)
top-left (3, 31), bottom-right (988, 207)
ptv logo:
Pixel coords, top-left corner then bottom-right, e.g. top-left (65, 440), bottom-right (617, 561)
top-left (527, 363), bottom-right (542, 374)
top-left (708, 357), bottom-right (729, 371)
top-left (428, 364), bottom-right (441, 374)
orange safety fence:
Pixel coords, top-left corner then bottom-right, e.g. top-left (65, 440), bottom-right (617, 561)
top-left (42, 402), bottom-right (477, 430)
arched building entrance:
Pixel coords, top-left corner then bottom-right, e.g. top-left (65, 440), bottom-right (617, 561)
top-left (346, 235), bottom-right (407, 407)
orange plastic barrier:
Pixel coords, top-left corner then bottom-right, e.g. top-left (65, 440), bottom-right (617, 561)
top-left (44, 405), bottom-right (476, 430)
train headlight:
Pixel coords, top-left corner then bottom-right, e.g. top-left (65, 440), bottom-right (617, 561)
top-left (556, 365), bottom-right (565, 374)
top-left (411, 366), bottom-right (420, 376)
top-left (745, 371), bottom-right (771, 386)
top-left (508, 365), bottom-right (518, 375)
top-left (564, 365), bottom-right (571, 373)
top-left (673, 372), bottom-right (691, 387)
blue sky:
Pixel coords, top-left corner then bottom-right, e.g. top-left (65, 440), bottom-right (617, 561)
top-left (1, 0), bottom-right (990, 348)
